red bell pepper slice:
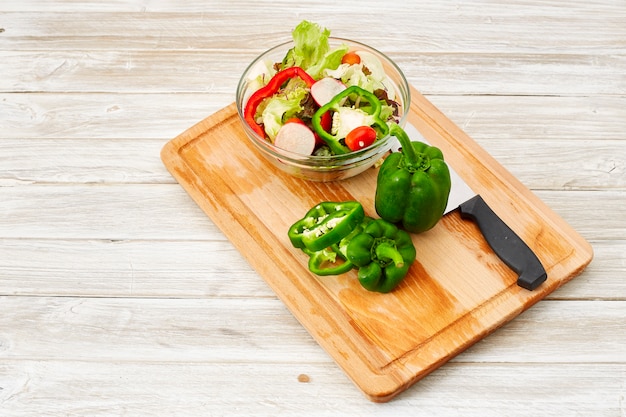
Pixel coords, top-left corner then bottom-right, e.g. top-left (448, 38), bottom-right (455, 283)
top-left (243, 66), bottom-right (316, 138)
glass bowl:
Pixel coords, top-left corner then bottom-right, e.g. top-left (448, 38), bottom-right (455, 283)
top-left (235, 37), bottom-right (411, 182)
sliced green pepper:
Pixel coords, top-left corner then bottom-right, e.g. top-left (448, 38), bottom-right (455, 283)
top-left (288, 201), bottom-right (365, 252)
top-left (311, 86), bottom-right (390, 155)
top-left (346, 218), bottom-right (416, 293)
top-left (304, 246), bottom-right (353, 276)
top-left (375, 124), bottom-right (451, 234)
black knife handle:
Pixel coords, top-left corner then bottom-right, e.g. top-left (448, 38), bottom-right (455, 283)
top-left (459, 195), bottom-right (547, 290)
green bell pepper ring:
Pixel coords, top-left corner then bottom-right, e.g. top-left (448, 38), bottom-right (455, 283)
top-left (375, 124), bottom-right (451, 234)
top-left (334, 215), bottom-right (374, 259)
top-left (303, 246), bottom-right (354, 276)
top-left (346, 218), bottom-right (417, 293)
top-left (311, 86), bottom-right (390, 155)
top-left (288, 201), bottom-right (365, 253)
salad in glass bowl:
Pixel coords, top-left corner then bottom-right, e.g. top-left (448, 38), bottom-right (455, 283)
top-left (236, 20), bottom-right (411, 181)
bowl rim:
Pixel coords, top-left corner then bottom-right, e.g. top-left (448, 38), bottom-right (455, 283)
top-left (235, 36), bottom-right (411, 163)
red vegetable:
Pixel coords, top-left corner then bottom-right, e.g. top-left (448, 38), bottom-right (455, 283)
top-left (243, 67), bottom-right (316, 138)
top-left (345, 126), bottom-right (377, 151)
top-left (341, 51), bottom-right (361, 65)
top-left (315, 111), bottom-right (332, 145)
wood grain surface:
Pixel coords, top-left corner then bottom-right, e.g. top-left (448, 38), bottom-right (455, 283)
top-left (0, 0), bottom-right (624, 415)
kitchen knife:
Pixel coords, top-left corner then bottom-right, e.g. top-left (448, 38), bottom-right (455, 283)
top-left (400, 123), bottom-right (547, 290)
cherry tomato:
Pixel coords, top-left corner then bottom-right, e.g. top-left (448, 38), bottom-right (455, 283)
top-left (345, 126), bottom-right (377, 151)
top-left (341, 51), bottom-right (361, 65)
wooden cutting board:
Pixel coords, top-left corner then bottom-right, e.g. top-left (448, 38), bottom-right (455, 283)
top-left (161, 86), bottom-right (593, 402)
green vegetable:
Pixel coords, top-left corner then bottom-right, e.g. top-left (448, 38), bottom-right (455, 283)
top-left (375, 124), bottom-right (451, 234)
top-left (288, 201), bottom-right (365, 252)
top-left (303, 246), bottom-right (353, 276)
top-left (324, 51), bottom-right (394, 98)
top-left (288, 202), bottom-right (417, 293)
top-left (281, 20), bottom-right (348, 79)
top-left (288, 201), bottom-right (365, 277)
top-left (346, 218), bottom-right (416, 293)
top-left (311, 86), bottom-right (390, 155)
top-left (261, 86), bottom-right (309, 141)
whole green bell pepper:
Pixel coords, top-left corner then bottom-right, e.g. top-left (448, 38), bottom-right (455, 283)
top-left (375, 124), bottom-right (451, 234)
top-left (346, 217), bottom-right (416, 293)
top-left (311, 86), bottom-right (390, 155)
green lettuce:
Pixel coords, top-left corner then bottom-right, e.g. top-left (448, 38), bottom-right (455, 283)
top-left (260, 86), bottom-right (308, 140)
top-left (281, 20), bottom-right (348, 79)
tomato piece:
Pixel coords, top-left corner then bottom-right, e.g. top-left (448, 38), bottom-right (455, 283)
top-left (341, 51), bottom-right (361, 65)
top-left (345, 126), bottom-right (377, 151)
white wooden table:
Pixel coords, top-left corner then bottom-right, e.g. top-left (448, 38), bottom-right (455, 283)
top-left (1, 1), bottom-right (624, 415)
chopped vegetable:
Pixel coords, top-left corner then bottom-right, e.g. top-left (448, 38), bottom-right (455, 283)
top-left (243, 66), bottom-right (315, 138)
top-left (303, 246), bottom-right (354, 276)
top-left (288, 201), bottom-right (417, 293)
top-left (274, 120), bottom-right (316, 155)
top-left (314, 110), bottom-right (332, 145)
top-left (242, 20), bottom-right (402, 156)
top-left (345, 126), bottom-right (377, 151)
top-left (288, 201), bottom-right (365, 252)
top-left (310, 77), bottom-right (347, 107)
top-left (311, 86), bottom-right (389, 155)
top-left (341, 51), bottom-right (361, 65)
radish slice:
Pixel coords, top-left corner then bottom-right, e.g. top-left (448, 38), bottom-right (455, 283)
top-left (274, 122), bottom-right (316, 155)
top-left (310, 77), bottom-right (347, 107)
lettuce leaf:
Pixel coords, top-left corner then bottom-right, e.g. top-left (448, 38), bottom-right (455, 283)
top-left (260, 85), bottom-right (309, 140)
top-left (281, 20), bottom-right (348, 79)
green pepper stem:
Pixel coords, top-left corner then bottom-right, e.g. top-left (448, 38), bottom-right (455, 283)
top-left (374, 242), bottom-right (405, 268)
top-left (390, 123), bottom-right (420, 168)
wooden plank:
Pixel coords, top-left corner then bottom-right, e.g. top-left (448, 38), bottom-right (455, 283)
top-left (1, 7), bottom-right (624, 53)
top-left (0, 138), bottom-right (174, 185)
top-left (0, 93), bottom-right (230, 140)
top-left (0, 360), bottom-right (622, 416)
top-left (0, 238), bottom-right (269, 298)
top-left (2, 94), bottom-right (625, 142)
top-left (1, 137), bottom-right (623, 190)
top-left (0, 296), bottom-right (623, 363)
top-left (0, 184), bottom-right (217, 240)
top-left (0, 295), bottom-right (623, 412)
top-left (2, 50), bottom-right (624, 96)
top-left (1, 92), bottom-right (623, 192)
top-left (0, 238), bottom-right (621, 300)
top-left (0, 183), bottom-right (620, 240)
top-left (428, 95), bottom-right (626, 142)
top-left (160, 89), bottom-right (593, 401)
top-left (534, 191), bottom-right (625, 240)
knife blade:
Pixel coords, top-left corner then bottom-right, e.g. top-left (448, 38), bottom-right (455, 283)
top-left (398, 123), bottom-right (547, 290)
